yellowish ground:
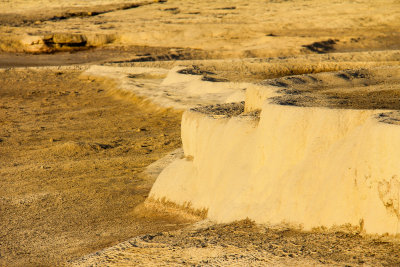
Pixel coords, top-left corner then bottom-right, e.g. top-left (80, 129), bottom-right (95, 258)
top-left (0, 0), bottom-right (400, 266)
top-left (0, 0), bottom-right (399, 57)
top-left (0, 68), bottom-right (188, 266)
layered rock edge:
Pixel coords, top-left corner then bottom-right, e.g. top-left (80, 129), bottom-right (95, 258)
top-left (147, 69), bottom-right (400, 235)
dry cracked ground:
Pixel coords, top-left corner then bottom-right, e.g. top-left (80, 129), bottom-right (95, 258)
top-left (1, 0), bottom-right (400, 266)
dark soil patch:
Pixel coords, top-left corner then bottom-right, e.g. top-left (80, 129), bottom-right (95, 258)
top-left (302, 39), bottom-right (338, 54)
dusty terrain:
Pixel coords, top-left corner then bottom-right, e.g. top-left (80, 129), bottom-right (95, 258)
top-left (1, 0), bottom-right (399, 56)
top-left (71, 220), bottom-right (400, 266)
top-left (1, 0), bottom-right (400, 266)
top-left (0, 68), bottom-right (188, 266)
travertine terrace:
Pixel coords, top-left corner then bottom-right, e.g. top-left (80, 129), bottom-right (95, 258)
top-left (149, 66), bottom-right (400, 235)
top-left (1, 0), bottom-right (400, 266)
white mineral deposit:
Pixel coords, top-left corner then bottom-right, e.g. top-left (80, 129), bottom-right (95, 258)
top-left (1, 0), bottom-right (400, 266)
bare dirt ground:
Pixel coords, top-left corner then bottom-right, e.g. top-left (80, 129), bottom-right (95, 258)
top-left (0, 68), bottom-right (188, 266)
top-left (1, 0), bottom-right (399, 56)
top-left (71, 220), bottom-right (400, 266)
top-left (1, 0), bottom-right (400, 266)
top-left (0, 45), bottom-right (209, 68)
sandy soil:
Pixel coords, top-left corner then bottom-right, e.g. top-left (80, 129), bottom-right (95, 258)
top-left (266, 66), bottom-right (400, 110)
top-left (71, 219), bottom-right (400, 266)
top-left (1, 0), bottom-right (399, 56)
top-left (0, 68), bottom-right (188, 266)
top-left (1, 0), bottom-right (400, 266)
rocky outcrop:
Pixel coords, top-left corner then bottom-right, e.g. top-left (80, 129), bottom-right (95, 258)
top-left (147, 66), bottom-right (400, 235)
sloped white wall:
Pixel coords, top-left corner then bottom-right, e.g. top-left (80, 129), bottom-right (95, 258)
top-left (149, 90), bottom-right (400, 234)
